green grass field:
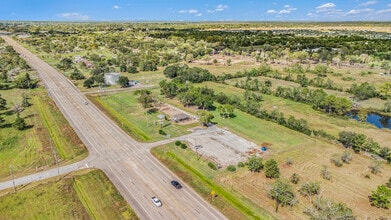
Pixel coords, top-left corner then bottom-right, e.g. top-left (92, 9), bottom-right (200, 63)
top-left (0, 87), bottom-right (87, 180)
top-left (89, 91), bottom-right (196, 142)
top-left (0, 169), bottom-right (138, 220)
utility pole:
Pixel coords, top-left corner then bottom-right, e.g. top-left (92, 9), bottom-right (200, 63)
top-left (53, 150), bottom-right (60, 176)
top-left (275, 190), bottom-right (279, 213)
top-left (10, 165), bottom-right (16, 192)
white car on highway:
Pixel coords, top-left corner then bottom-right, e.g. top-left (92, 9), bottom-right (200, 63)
top-left (151, 196), bottom-right (162, 207)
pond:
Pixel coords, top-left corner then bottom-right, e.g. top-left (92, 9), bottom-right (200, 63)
top-left (349, 112), bottom-right (391, 129)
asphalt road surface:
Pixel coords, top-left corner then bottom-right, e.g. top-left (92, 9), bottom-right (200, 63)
top-left (1, 36), bottom-right (226, 220)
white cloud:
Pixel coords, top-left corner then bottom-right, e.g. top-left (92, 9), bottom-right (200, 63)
top-left (316, 3), bottom-right (336, 11)
top-left (278, 9), bottom-right (291, 14)
top-left (216, 4), bottom-right (228, 11)
top-left (346, 8), bottom-right (373, 15)
top-left (267, 4), bottom-right (297, 16)
top-left (208, 4), bottom-right (228, 13)
top-left (113, 5), bottom-right (120, 9)
top-left (59, 12), bottom-right (89, 20)
top-left (178, 9), bottom-right (202, 16)
top-left (189, 9), bottom-right (198, 14)
top-left (388, 3), bottom-right (391, 7)
top-left (359, 1), bottom-right (377, 6)
top-left (266, 10), bottom-right (277, 14)
top-left (376, 8), bottom-right (391, 14)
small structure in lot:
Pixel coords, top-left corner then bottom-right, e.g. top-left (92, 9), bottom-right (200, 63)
top-left (104, 72), bottom-right (120, 85)
top-left (172, 113), bottom-right (190, 123)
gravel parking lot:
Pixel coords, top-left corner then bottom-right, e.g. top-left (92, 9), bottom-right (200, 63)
top-left (184, 126), bottom-right (263, 167)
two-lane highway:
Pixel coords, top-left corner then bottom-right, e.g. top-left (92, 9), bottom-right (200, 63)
top-left (2, 36), bottom-right (226, 220)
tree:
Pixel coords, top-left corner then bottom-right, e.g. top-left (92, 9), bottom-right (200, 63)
top-left (127, 66), bottom-right (138, 73)
top-left (21, 93), bottom-right (31, 107)
top-left (304, 198), bottom-right (355, 219)
top-left (135, 89), bottom-right (155, 108)
top-left (268, 178), bottom-right (297, 210)
top-left (0, 94), bottom-right (7, 110)
top-left (264, 159), bottom-right (280, 178)
top-left (370, 185), bottom-right (391, 209)
top-left (299, 182), bottom-right (321, 201)
top-left (379, 82), bottom-right (391, 100)
top-left (83, 77), bottom-right (94, 88)
top-left (197, 110), bottom-right (214, 126)
top-left (217, 104), bottom-right (234, 118)
top-left (246, 155), bottom-right (263, 172)
top-left (70, 70), bottom-right (85, 80)
top-left (14, 73), bottom-right (38, 89)
top-left (13, 115), bottom-right (27, 130)
top-left (118, 76), bottom-right (129, 88)
top-left (348, 82), bottom-right (377, 101)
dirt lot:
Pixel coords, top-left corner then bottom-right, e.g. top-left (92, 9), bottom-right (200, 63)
top-left (183, 126), bottom-right (267, 167)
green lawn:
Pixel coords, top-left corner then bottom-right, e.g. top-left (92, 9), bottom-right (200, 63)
top-left (0, 169), bottom-right (138, 220)
top-left (0, 87), bottom-right (87, 180)
top-left (90, 91), bottom-right (196, 142)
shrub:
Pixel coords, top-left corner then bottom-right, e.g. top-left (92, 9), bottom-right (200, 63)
top-left (304, 198), bottom-right (354, 219)
top-left (369, 161), bottom-right (382, 174)
top-left (321, 166), bottom-right (331, 180)
top-left (264, 159), bottom-right (280, 178)
top-left (159, 129), bottom-right (166, 135)
top-left (285, 157), bottom-right (293, 166)
top-left (290, 173), bottom-right (300, 184)
top-left (208, 162), bottom-right (217, 170)
top-left (237, 162), bottom-right (245, 167)
top-left (331, 154), bottom-right (343, 167)
top-left (370, 185), bottom-right (391, 209)
top-left (341, 151), bottom-right (353, 163)
top-left (180, 143), bottom-right (187, 149)
top-left (246, 156), bottom-right (263, 172)
top-left (226, 165), bottom-right (236, 172)
top-left (174, 140), bottom-right (182, 146)
top-left (299, 182), bottom-right (321, 199)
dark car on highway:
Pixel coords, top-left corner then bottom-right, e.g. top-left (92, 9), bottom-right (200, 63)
top-left (171, 180), bottom-right (182, 189)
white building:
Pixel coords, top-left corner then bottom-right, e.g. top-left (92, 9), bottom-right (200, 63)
top-left (104, 72), bottom-right (120, 85)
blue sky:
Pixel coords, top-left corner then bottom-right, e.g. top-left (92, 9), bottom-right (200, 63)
top-left (1, 0), bottom-right (391, 21)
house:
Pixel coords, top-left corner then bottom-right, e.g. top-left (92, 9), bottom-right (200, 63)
top-left (83, 60), bottom-right (94, 69)
top-left (104, 72), bottom-right (120, 85)
top-left (172, 113), bottom-right (190, 123)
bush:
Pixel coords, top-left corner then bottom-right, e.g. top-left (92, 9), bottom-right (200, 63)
top-left (180, 143), bottom-right (187, 149)
top-left (237, 162), bottom-right (245, 167)
top-left (331, 154), bottom-right (343, 167)
top-left (285, 157), bottom-right (293, 166)
top-left (299, 182), bottom-right (321, 199)
top-left (246, 156), bottom-right (263, 172)
top-left (174, 140), bottom-right (182, 146)
top-left (341, 151), bottom-right (353, 163)
top-left (321, 166), bottom-right (331, 180)
top-left (264, 159), bottom-right (280, 178)
top-left (226, 165), bottom-right (236, 172)
top-left (370, 185), bottom-right (391, 209)
top-left (290, 173), bottom-right (300, 184)
top-left (369, 161), bottom-right (382, 174)
top-left (208, 162), bottom-right (217, 170)
top-left (158, 129), bottom-right (166, 135)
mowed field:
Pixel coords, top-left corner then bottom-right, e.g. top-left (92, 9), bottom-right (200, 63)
top-left (0, 169), bottom-right (137, 219)
top-left (89, 90), bottom-right (197, 142)
top-left (153, 109), bottom-right (391, 219)
top-left (0, 86), bottom-right (87, 181)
